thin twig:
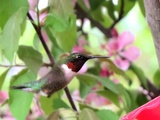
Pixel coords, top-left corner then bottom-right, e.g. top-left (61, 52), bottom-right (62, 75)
top-left (27, 12), bottom-right (55, 66)
top-left (27, 12), bottom-right (77, 111)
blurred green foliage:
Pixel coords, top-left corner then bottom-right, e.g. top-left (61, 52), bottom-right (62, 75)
top-left (0, 0), bottom-right (159, 120)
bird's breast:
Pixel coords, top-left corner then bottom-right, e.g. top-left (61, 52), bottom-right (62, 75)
top-left (60, 64), bottom-right (76, 83)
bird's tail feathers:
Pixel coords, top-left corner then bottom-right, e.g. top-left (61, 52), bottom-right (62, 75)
top-left (10, 84), bottom-right (34, 92)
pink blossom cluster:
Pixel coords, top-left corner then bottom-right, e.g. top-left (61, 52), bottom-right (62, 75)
top-left (72, 29), bottom-right (141, 106)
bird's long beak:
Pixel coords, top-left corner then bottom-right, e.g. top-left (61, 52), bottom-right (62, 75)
top-left (88, 55), bottom-right (110, 59)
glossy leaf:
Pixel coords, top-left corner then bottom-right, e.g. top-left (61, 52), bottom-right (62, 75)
top-left (0, 7), bottom-right (28, 63)
top-left (0, 0), bottom-right (29, 28)
top-left (97, 90), bottom-right (120, 108)
top-left (79, 108), bottom-right (100, 120)
top-left (0, 68), bottom-right (10, 89)
top-left (153, 69), bottom-right (160, 87)
top-left (76, 74), bottom-right (97, 98)
top-left (96, 109), bottom-right (119, 120)
top-left (17, 45), bottom-right (43, 74)
top-left (9, 69), bottom-right (36, 120)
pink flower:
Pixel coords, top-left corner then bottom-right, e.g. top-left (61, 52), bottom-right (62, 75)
top-left (72, 90), bottom-right (110, 106)
top-left (85, 92), bottom-right (110, 106)
top-left (100, 65), bottom-right (113, 77)
top-left (121, 96), bottom-right (160, 120)
top-left (72, 36), bottom-right (87, 53)
top-left (106, 31), bottom-right (141, 70)
top-left (0, 91), bottom-right (8, 104)
top-left (28, 0), bottom-right (37, 20)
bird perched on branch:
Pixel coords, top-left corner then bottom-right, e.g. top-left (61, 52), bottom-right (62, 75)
top-left (10, 53), bottom-right (109, 97)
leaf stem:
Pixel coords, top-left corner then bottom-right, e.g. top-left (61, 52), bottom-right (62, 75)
top-left (27, 12), bottom-right (78, 111)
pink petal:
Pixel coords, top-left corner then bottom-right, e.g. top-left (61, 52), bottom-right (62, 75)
top-left (106, 39), bottom-right (120, 56)
top-left (111, 28), bottom-right (119, 38)
top-left (85, 92), bottom-right (97, 104)
top-left (121, 46), bottom-right (141, 61)
top-left (114, 57), bottom-right (130, 71)
top-left (117, 31), bottom-right (135, 50)
top-left (121, 96), bottom-right (160, 120)
top-left (72, 90), bottom-right (81, 101)
top-left (94, 95), bottom-right (110, 106)
top-left (100, 67), bottom-right (113, 77)
top-left (83, 0), bottom-right (90, 9)
top-left (85, 92), bottom-right (110, 106)
top-left (72, 46), bottom-right (86, 53)
top-left (0, 91), bottom-right (8, 103)
top-left (28, 0), bottom-right (38, 10)
top-left (78, 37), bottom-right (87, 46)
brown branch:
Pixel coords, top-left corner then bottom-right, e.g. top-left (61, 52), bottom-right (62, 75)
top-left (27, 13), bottom-right (55, 66)
top-left (27, 12), bottom-right (77, 111)
top-left (144, 0), bottom-right (160, 66)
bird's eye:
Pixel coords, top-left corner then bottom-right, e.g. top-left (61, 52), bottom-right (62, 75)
top-left (76, 55), bottom-right (82, 59)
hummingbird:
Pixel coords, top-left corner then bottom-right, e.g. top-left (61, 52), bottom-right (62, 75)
top-left (10, 53), bottom-right (109, 97)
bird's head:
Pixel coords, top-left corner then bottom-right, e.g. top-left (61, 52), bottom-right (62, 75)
top-left (65, 53), bottom-right (109, 72)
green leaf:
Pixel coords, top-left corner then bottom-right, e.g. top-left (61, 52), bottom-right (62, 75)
top-left (115, 0), bottom-right (136, 17)
top-left (0, 7), bottom-right (28, 63)
top-left (40, 91), bottom-right (62, 115)
top-left (45, 27), bottom-right (64, 59)
top-left (76, 74), bottom-right (97, 98)
top-left (48, 0), bottom-right (77, 52)
top-left (97, 90), bottom-right (120, 108)
top-left (0, 68), bottom-right (10, 89)
top-left (49, 0), bottom-right (74, 20)
top-left (17, 45), bottom-right (43, 74)
top-left (138, 0), bottom-right (145, 16)
top-left (52, 98), bottom-right (70, 109)
top-left (96, 109), bottom-right (119, 120)
top-left (0, 0), bottom-right (29, 28)
top-left (117, 84), bottom-right (131, 112)
top-left (89, 0), bottom-right (104, 10)
top-left (96, 76), bottom-right (120, 94)
top-left (45, 13), bottom-right (69, 32)
top-left (53, 14), bottom-right (77, 52)
top-left (153, 69), bottom-right (160, 87)
top-left (129, 64), bottom-right (148, 89)
top-left (79, 108), bottom-right (100, 120)
top-left (104, 1), bottom-right (116, 20)
top-left (9, 69), bottom-right (36, 120)
top-left (79, 103), bottom-right (98, 111)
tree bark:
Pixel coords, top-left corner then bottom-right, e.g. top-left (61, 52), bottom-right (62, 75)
top-left (144, 0), bottom-right (160, 66)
